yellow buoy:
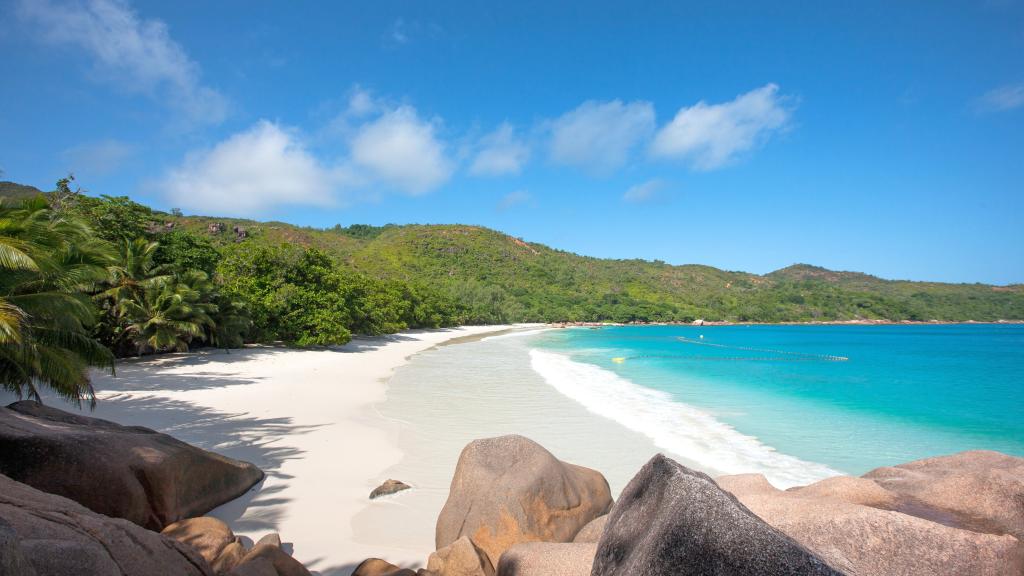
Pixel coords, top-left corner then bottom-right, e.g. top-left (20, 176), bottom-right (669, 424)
top-left (611, 357), bottom-right (626, 364)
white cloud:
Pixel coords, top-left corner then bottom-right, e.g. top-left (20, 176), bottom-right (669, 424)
top-left (976, 83), bottom-right (1024, 112)
top-left (347, 87), bottom-right (379, 117)
top-left (18, 0), bottom-right (227, 126)
top-left (470, 123), bottom-right (531, 176)
top-left (498, 190), bottom-right (532, 211)
top-left (623, 179), bottom-right (666, 203)
top-left (62, 139), bottom-right (136, 176)
top-left (651, 84), bottom-right (792, 170)
top-left (549, 100), bottom-right (655, 172)
top-left (350, 105), bottom-right (453, 194)
top-left (162, 121), bottom-right (342, 215)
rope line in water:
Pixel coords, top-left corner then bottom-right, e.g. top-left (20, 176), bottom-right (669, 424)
top-left (675, 336), bottom-right (849, 361)
top-left (614, 354), bottom-right (846, 363)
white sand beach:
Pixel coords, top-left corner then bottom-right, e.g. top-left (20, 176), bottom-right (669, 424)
top-left (50, 325), bottom-right (533, 576)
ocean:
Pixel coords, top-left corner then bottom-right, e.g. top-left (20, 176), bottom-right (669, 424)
top-left (377, 324), bottom-right (1024, 502)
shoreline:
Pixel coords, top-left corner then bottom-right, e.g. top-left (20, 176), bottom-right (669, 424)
top-left (550, 319), bottom-right (1024, 327)
top-left (55, 324), bottom-right (535, 575)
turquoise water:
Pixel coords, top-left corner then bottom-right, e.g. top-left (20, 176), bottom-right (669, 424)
top-left (529, 324), bottom-right (1024, 481)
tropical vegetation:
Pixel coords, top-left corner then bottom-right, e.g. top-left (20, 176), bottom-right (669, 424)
top-left (1, 178), bottom-right (1022, 404)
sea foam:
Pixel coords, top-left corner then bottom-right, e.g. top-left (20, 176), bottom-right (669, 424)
top-left (528, 348), bottom-right (840, 488)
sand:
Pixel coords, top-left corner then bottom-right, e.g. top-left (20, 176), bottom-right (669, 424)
top-left (58, 325), bottom-right (530, 576)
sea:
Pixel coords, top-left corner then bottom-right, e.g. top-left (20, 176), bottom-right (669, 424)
top-left (377, 324), bottom-right (1024, 499)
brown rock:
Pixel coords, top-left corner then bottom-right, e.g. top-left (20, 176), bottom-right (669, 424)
top-left (0, 400), bottom-right (264, 530)
top-left (435, 435), bottom-right (612, 569)
top-left (352, 557), bottom-right (417, 576)
top-left (162, 516), bottom-right (236, 566)
top-left (787, 475), bottom-right (897, 508)
top-left (0, 517), bottom-right (37, 576)
top-left (720, 471), bottom-right (1023, 576)
top-left (427, 535), bottom-right (494, 576)
top-left (0, 472), bottom-right (213, 575)
top-left (255, 532), bottom-right (282, 548)
top-left (864, 450), bottom-right (1024, 538)
top-left (237, 542), bottom-right (311, 576)
top-left (571, 515), bottom-right (607, 543)
top-left (370, 479), bottom-right (412, 499)
top-left (212, 541), bottom-right (247, 574)
top-left (230, 557), bottom-right (277, 576)
top-left (496, 542), bottom-right (596, 576)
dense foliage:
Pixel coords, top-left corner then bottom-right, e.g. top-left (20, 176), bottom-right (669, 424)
top-left (0, 196), bottom-right (114, 406)
top-left (1, 178), bottom-right (1022, 404)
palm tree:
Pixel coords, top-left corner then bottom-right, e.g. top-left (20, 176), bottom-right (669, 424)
top-left (95, 237), bottom-right (170, 355)
top-left (119, 270), bottom-right (217, 355)
top-left (0, 196), bottom-right (115, 406)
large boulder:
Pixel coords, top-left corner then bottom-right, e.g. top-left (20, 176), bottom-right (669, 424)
top-left (0, 400), bottom-right (263, 530)
top-left (435, 435), bottom-right (611, 569)
top-left (162, 517), bottom-right (238, 567)
top-left (591, 454), bottom-right (841, 576)
top-left (160, 517), bottom-right (310, 576)
top-left (0, 472), bottom-right (213, 575)
top-left (718, 471), bottom-right (1023, 576)
top-left (0, 517), bottom-right (37, 576)
top-left (571, 515), bottom-right (607, 543)
top-left (863, 450), bottom-right (1024, 539)
top-left (495, 542), bottom-right (596, 576)
top-left (236, 542), bottom-right (311, 576)
top-left (427, 535), bottom-right (494, 576)
top-left (352, 558), bottom-right (418, 576)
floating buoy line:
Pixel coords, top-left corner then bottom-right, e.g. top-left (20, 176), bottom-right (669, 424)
top-left (609, 337), bottom-right (849, 364)
top-left (675, 336), bottom-right (849, 361)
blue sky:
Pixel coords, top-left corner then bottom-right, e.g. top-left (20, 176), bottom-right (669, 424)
top-left (1, 1), bottom-right (1022, 284)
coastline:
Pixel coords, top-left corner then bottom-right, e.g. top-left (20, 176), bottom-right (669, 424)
top-left (53, 324), bottom-right (533, 575)
top-left (551, 319), bottom-right (1024, 328)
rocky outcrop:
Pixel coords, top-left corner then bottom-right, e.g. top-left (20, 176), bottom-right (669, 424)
top-left (591, 454), bottom-right (841, 576)
top-left (235, 541), bottom-right (311, 576)
top-left (0, 517), bottom-right (37, 576)
top-left (0, 400), bottom-right (264, 530)
top-left (352, 558), bottom-right (418, 576)
top-left (427, 535), bottom-right (493, 576)
top-left (435, 435), bottom-right (611, 569)
top-left (863, 450), bottom-right (1024, 539)
top-left (571, 514), bottom-right (607, 543)
top-left (159, 516), bottom-right (312, 576)
top-left (162, 517), bottom-right (238, 569)
top-left (717, 453), bottom-right (1024, 576)
top-left (495, 542), bottom-right (595, 576)
top-left (370, 479), bottom-right (412, 499)
top-left (0, 472), bottom-right (212, 575)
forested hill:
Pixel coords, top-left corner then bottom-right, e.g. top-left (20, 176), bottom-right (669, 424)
top-left (4, 182), bottom-right (1022, 323)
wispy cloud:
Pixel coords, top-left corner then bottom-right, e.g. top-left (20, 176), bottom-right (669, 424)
top-left (62, 139), bottom-right (136, 176)
top-left (17, 0), bottom-right (227, 126)
top-left (389, 19), bottom-right (410, 44)
top-left (650, 84), bottom-right (793, 170)
top-left (470, 123), bottom-right (531, 176)
top-left (975, 83), bottom-right (1024, 112)
top-left (350, 105), bottom-right (453, 194)
top-left (549, 100), bottom-right (655, 173)
top-left (498, 190), bottom-right (532, 211)
top-left (623, 179), bottom-right (667, 204)
top-left (162, 121), bottom-right (344, 216)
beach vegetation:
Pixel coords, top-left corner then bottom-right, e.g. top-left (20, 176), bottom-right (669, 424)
top-left (1, 178), bottom-right (1023, 404)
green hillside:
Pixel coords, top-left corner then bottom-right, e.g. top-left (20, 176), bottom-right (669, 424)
top-left (5, 185), bottom-right (1023, 324)
top-left (0, 181), bottom-right (45, 200)
top-left (168, 216), bottom-right (1022, 323)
